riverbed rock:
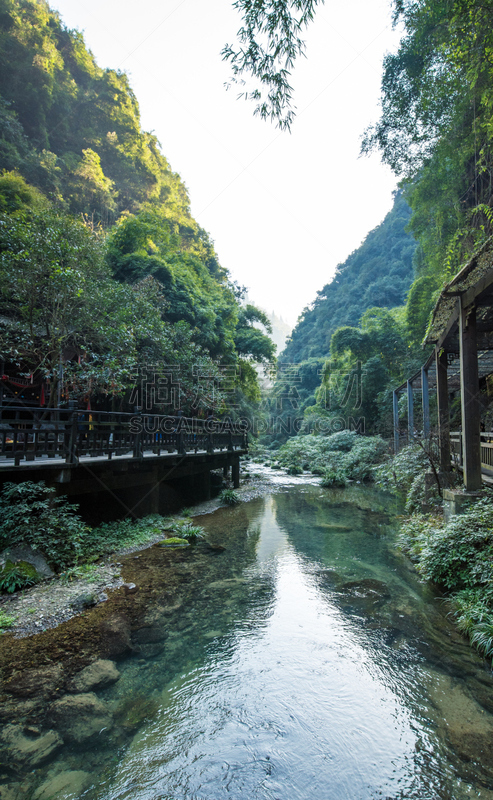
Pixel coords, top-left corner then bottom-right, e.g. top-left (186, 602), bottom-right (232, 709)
top-left (132, 624), bottom-right (168, 646)
top-left (339, 578), bottom-right (391, 598)
top-left (208, 578), bottom-right (247, 590)
top-left (337, 579), bottom-right (391, 616)
top-left (67, 660), bottom-right (120, 693)
top-left (32, 770), bottom-right (91, 800)
top-left (2, 664), bottom-right (64, 699)
top-left (48, 693), bottom-right (113, 743)
top-left (0, 546), bottom-right (54, 580)
top-left (0, 725), bottom-right (62, 769)
top-left (0, 698), bottom-right (40, 723)
top-left (99, 614), bottom-right (132, 658)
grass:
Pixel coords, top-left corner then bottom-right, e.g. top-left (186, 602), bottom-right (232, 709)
top-left (0, 609), bottom-right (16, 633)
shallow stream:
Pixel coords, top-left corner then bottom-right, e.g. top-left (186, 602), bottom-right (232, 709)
top-left (2, 483), bottom-right (493, 799)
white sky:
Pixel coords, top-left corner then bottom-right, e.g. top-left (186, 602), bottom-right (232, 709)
top-left (51, 0), bottom-right (401, 326)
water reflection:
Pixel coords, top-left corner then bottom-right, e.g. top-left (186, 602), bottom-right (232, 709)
top-left (3, 487), bottom-right (493, 800)
top-left (92, 491), bottom-right (493, 799)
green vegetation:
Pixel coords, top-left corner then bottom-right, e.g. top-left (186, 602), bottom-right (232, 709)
top-left (0, 482), bottom-right (90, 571)
top-left (399, 495), bottom-right (493, 659)
top-left (0, 481), bottom-right (208, 593)
top-left (0, 560), bottom-right (38, 593)
top-left (0, 609), bottom-right (16, 632)
top-left (158, 537), bottom-right (190, 547)
top-left (168, 521), bottom-right (205, 541)
top-left (282, 194), bottom-right (416, 364)
top-left (275, 430), bottom-right (388, 484)
top-left (0, 0), bottom-right (275, 415)
top-left (222, 0), bottom-right (323, 130)
top-left (374, 444), bottom-right (443, 513)
top-left (219, 489), bottom-right (241, 505)
top-left (266, 194), bottom-right (419, 443)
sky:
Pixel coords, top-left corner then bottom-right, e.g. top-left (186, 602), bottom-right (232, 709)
top-left (51, 0), bottom-right (402, 327)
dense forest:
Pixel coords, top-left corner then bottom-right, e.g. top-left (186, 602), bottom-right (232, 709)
top-left (0, 0), bottom-right (275, 415)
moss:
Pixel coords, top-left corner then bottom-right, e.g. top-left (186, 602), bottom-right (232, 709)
top-left (157, 537), bottom-right (190, 547)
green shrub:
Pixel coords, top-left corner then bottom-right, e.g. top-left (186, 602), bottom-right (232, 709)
top-left (417, 496), bottom-right (493, 590)
top-left (286, 465), bottom-right (303, 475)
top-left (219, 489), bottom-right (241, 505)
top-left (169, 521), bottom-right (205, 540)
top-left (0, 560), bottom-right (38, 594)
top-left (85, 514), bottom-right (167, 556)
top-left (0, 482), bottom-right (89, 571)
top-left (320, 470), bottom-right (346, 488)
top-left (276, 431), bottom-right (387, 482)
top-left (399, 494), bottom-right (493, 660)
top-left (374, 444), bottom-right (429, 495)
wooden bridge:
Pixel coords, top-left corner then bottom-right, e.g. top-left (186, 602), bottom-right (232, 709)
top-left (0, 406), bottom-right (248, 519)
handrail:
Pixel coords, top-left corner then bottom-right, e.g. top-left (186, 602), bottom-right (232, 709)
top-left (0, 407), bottom-right (248, 466)
top-left (450, 431), bottom-right (493, 473)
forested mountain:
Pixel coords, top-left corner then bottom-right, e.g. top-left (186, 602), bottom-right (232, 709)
top-left (281, 192), bottom-right (416, 363)
top-left (0, 0), bottom-right (275, 412)
top-left (0, 0), bottom-right (189, 225)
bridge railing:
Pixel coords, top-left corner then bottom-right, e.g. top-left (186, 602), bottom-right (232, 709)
top-left (450, 431), bottom-right (493, 476)
top-left (0, 407), bottom-right (248, 466)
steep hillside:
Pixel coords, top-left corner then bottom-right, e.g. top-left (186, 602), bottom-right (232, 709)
top-left (282, 193), bottom-right (416, 362)
top-left (0, 0), bottom-right (192, 228)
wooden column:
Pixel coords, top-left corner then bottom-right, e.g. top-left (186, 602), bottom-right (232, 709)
top-left (459, 300), bottom-right (482, 491)
top-left (421, 367), bottom-right (430, 438)
top-left (436, 349), bottom-right (451, 474)
top-left (232, 459), bottom-right (240, 489)
top-left (407, 380), bottom-right (414, 443)
top-left (393, 390), bottom-right (400, 454)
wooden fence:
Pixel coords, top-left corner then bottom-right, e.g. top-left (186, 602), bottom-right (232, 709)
top-left (0, 407), bottom-right (248, 467)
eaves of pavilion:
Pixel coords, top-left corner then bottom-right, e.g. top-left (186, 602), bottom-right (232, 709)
top-left (393, 237), bottom-right (493, 491)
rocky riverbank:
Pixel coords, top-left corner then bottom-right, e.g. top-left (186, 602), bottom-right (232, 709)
top-left (0, 466), bottom-right (287, 638)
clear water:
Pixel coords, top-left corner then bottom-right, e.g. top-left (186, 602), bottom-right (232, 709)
top-left (5, 485), bottom-right (493, 799)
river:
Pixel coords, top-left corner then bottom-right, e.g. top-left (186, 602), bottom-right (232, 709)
top-left (2, 482), bottom-right (493, 799)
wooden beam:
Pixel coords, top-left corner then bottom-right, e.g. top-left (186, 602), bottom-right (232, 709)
top-left (393, 390), bottom-right (400, 454)
top-left (436, 349), bottom-right (451, 473)
top-left (461, 267), bottom-right (493, 309)
top-left (459, 300), bottom-right (482, 490)
top-left (422, 367), bottom-right (430, 438)
top-left (407, 380), bottom-right (414, 443)
top-left (433, 300), bottom-right (460, 350)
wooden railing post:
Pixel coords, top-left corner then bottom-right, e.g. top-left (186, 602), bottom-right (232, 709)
top-left (66, 410), bottom-right (79, 466)
top-left (459, 299), bottom-right (482, 490)
top-left (407, 380), bottom-right (414, 443)
top-left (133, 408), bottom-right (143, 460)
top-left (393, 390), bottom-right (399, 454)
top-left (421, 366), bottom-right (430, 439)
top-left (436, 349), bottom-right (451, 474)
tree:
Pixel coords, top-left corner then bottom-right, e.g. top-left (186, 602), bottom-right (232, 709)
top-left (223, 0), bottom-right (324, 129)
top-left (363, 0), bottom-right (493, 278)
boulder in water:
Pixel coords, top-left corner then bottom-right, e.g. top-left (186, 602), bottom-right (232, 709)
top-left (0, 725), bottom-right (62, 769)
top-left (32, 770), bottom-right (91, 800)
top-left (48, 692), bottom-right (113, 743)
top-left (68, 660), bottom-right (120, 693)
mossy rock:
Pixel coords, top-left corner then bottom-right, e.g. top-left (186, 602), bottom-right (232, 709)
top-left (157, 538), bottom-right (190, 547)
